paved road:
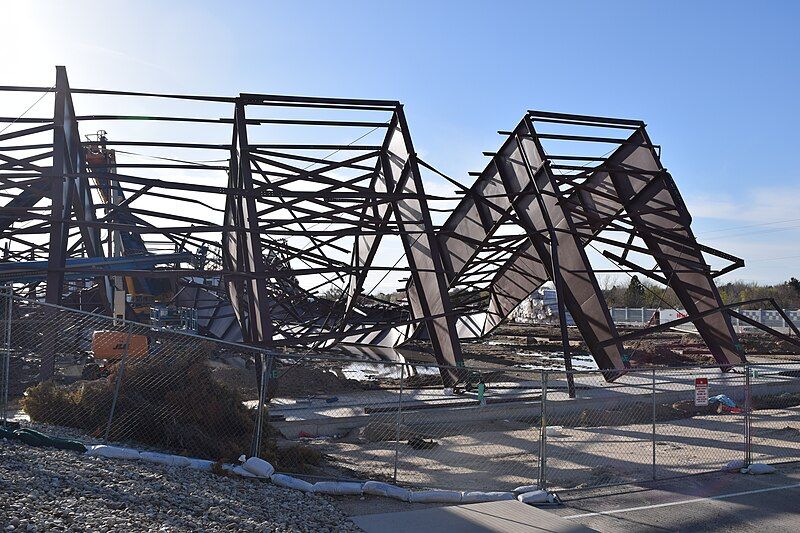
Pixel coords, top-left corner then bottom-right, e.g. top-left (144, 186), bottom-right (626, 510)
top-left (352, 500), bottom-right (595, 533)
top-left (549, 462), bottom-right (800, 532)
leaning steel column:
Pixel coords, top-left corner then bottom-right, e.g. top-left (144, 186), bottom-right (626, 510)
top-left (44, 67), bottom-right (72, 309)
top-left (505, 133), bottom-right (575, 397)
top-left (493, 119), bottom-right (626, 379)
top-left (223, 100), bottom-right (274, 347)
top-left (42, 67), bottom-right (75, 381)
top-left (223, 100), bottom-right (275, 446)
top-left (606, 127), bottom-right (744, 367)
top-left (389, 106), bottom-right (464, 385)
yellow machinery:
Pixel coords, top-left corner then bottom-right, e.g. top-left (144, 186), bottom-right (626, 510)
top-left (91, 330), bottom-right (149, 360)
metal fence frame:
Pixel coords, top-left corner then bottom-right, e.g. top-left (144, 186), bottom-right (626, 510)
top-left (2, 293), bottom-right (799, 495)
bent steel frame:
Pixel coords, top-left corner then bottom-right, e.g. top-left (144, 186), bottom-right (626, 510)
top-left (0, 67), bottom-right (465, 384)
top-left (1, 67), bottom-right (797, 387)
top-left (437, 111), bottom-right (762, 379)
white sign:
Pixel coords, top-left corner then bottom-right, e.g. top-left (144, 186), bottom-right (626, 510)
top-left (694, 378), bottom-right (709, 406)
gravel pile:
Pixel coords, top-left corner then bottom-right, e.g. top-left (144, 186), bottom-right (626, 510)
top-left (0, 439), bottom-right (361, 532)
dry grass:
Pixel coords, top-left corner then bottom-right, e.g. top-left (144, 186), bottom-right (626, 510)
top-left (22, 343), bottom-right (320, 470)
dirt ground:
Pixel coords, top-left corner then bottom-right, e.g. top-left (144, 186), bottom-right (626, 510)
top-left (314, 405), bottom-right (800, 492)
top-left (211, 324), bottom-right (800, 403)
top-left (397, 323), bottom-right (799, 374)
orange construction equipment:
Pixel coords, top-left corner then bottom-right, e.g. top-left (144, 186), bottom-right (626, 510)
top-left (91, 330), bottom-right (148, 360)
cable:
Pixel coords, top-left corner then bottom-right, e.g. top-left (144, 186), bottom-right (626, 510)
top-left (702, 224), bottom-right (800, 242)
top-left (114, 149), bottom-right (228, 166)
top-left (0, 85), bottom-right (54, 136)
top-left (697, 217), bottom-right (800, 236)
top-left (301, 122), bottom-right (386, 171)
top-left (747, 254), bottom-right (800, 263)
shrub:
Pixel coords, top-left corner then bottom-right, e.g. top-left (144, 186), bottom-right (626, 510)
top-left (21, 342), bottom-right (320, 469)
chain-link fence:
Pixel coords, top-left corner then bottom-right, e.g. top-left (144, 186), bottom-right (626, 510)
top-left (2, 292), bottom-right (800, 494)
top-left (0, 290), bottom-right (270, 464)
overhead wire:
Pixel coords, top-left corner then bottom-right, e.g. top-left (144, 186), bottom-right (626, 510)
top-left (0, 85), bottom-right (54, 136)
top-left (697, 217), bottom-right (800, 236)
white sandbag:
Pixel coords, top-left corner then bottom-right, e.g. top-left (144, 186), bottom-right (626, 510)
top-left (513, 484), bottom-right (539, 494)
top-left (230, 465), bottom-right (259, 478)
top-left (270, 473), bottom-right (314, 492)
top-left (724, 459), bottom-right (746, 471)
top-left (140, 451), bottom-right (191, 467)
top-left (362, 481), bottom-right (411, 501)
top-left (312, 481), bottom-right (364, 495)
top-left (517, 490), bottom-right (551, 504)
top-left (85, 445), bottom-right (141, 461)
top-left (242, 457), bottom-right (275, 478)
top-left (460, 491), bottom-right (515, 503)
top-left (743, 463), bottom-right (776, 475)
top-left (408, 490), bottom-right (462, 503)
top-left (187, 458), bottom-right (215, 471)
top-left (545, 426), bottom-right (564, 436)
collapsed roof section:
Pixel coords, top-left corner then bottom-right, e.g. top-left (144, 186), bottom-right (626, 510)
top-left (221, 93), bottom-right (464, 383)
top-left (3, 67), bottom-right (793, 386)
top-left (0, 67), bottom-right (465, 384)
top-left (439, 111), bottom-right (747, 377)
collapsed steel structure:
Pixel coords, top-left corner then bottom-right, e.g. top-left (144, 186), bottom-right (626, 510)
top-left (439, 112), bottom-right (749, 377)
top-left (1, 67), bottom-right (798, 385)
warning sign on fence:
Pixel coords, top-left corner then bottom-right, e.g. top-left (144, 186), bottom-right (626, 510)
top-left (695, 377), bottom-right (709, 406)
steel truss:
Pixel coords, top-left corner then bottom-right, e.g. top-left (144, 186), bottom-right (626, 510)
top-left (437, 111), bottom-right (791, 380)
top-left (0, 67), bottom-right (797, 385)
top-left (0, 67), bottom-right (465, 383)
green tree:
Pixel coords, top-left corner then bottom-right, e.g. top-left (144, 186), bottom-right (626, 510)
top-left (789, 277), bottom-right (800, 295)
top-left (624, 275), bottom-right (646, 307)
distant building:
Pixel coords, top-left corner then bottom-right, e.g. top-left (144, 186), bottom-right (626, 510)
top-left (513, 290), bottom-right (800, 334)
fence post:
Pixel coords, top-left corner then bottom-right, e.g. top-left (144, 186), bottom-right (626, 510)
top-left (250, 353), bottom-right (273, 458)
top-left (393, 363), bottom-right (405, 484)
top-left (652, 368), bottom-right (657, 480)
top-left (744, 364), bottom-right (752, 467)
top-left (1, 287), bottom-right (11, 427)
top-left (104, 322), bottom-right (133, 442)
top-left (539, 370), bottom-right (548, 491)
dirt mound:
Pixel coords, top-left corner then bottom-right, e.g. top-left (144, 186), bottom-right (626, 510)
top-left (22, 348), bottom-right (266, 462)
top-left (208, 364), bottom-right (258, 400)
top-left (740, 334), bottom-right (800, 355)
top-left (272, 365), bottom-right (363, 397)
top-left (627, 341), bottom-right (713, 366)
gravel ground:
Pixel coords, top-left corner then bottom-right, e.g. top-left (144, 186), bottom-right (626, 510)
top-left (0, 439), bottom-right (361, 532)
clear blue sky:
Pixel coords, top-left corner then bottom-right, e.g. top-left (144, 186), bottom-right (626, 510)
top-left (2, 0), bottom-right (798, 284)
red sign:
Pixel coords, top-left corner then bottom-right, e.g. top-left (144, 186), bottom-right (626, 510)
top-left (695, 378), bottom-right (709, 406)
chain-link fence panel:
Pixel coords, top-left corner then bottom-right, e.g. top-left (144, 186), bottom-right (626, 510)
top-left (104, 322), bottom-right (268, 462)
top-left (266, 359), bottom-right (542, 492)
top-left (6, 300), bottom-right (120, 441)
top-left (652, 367), bottom-right (746, 479)
top-left (392, 365), bottom-right (540, 492)
top-left (748, 362), bottom-right (800, 466)
top-left (4, 296), bottom-right (265, 464)
top-left (7, 293), bottom-right (800, 494)
top-left (266, 357), bottom-right (415, 484)
top-left (542, 369), bottom-right (656, 491)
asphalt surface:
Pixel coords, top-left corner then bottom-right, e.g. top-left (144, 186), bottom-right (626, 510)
top-left (549, 462), bottom-right (800, 532)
